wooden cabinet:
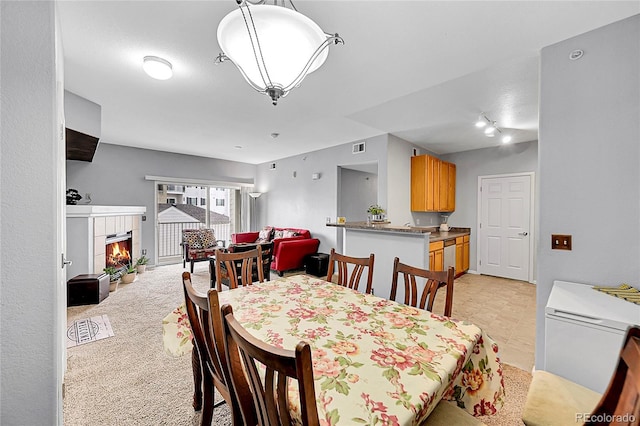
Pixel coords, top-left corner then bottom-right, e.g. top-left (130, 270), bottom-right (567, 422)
top-left (411, 154), bottom-right (456, 212)
top-left (455, 234), bottom-right (470, 276)
top-left (455, 237), bottom-right (464, 275)
top-left (463, 235), bottom-right (470, 272)
top-left (429, 241), bottom-right (444, 271)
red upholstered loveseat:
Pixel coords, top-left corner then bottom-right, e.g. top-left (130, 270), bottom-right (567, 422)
top-left (232, 227), bottom-right (320, 276)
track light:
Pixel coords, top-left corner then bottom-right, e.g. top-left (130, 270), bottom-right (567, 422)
top-left (474, 113), bottom-right (512, 144)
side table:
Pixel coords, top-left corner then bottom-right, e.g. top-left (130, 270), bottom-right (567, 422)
top-left (304, 252), bottom-right (329, 277)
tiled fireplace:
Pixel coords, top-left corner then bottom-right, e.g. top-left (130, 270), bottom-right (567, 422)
top-left (66, 205), bottom-right (146, 279)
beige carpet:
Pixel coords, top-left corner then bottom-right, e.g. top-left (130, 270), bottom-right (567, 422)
top-left (64, 263), bottom-right (531, 425)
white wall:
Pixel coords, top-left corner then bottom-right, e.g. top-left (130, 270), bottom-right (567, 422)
top-left (537, 15), bottom-right (640, 369)
top-left (339, 169), bottom-right (378, 222)
top-left (64, 90), bottom-right (101, 138)
top-left (255, 134), bottom-right (389, 253)
top-left (66, 143), bottom-right (256, 265)
top-left (387, 135), bottom-right (414, 225)
top-left (1, 2), bottom-right (62, 423)
top-left (442, 140), bottom-right (538, 272)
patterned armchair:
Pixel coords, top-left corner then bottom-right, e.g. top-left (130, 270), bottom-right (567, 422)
top-left (182, 229), bottom-right (225, 273)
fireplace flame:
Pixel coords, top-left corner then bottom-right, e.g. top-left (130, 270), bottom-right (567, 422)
top-left (107, 242), bottom-right (131, 267)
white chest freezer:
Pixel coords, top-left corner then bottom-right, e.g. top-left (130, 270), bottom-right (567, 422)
top-left (545, 280), bottom-right (640, 393)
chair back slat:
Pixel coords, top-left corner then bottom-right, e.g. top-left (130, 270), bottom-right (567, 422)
top-left (326, 248), bottom-right (375, 294)
top-left (587, 326), bottom-right (640, 426)
top-left (222, 304), bottom-right (320, 426)
top-left (390, 258), bottom-right (455, 316)
top-left (215, 246), bottom-right (264, 291)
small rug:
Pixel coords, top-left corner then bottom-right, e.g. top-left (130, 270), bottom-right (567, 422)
top-left (66, 314), bottom-right (114, 348)
top-left (593, 284), bottom-right (640, 305)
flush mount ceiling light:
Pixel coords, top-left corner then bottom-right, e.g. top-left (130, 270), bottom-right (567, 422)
top-left (215, 0), bottom-right (344, 105)
top-left (143, 56), bottom-right (173, 80)
top-left (475, 113), bottom-right (512, 144)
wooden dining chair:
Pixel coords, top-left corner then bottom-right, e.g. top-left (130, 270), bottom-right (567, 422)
top-left (389, 257), bottom-right (455, 317)
top-left (214, 246), bottom-right (264, 291)
top-left (182, 272), bottom-right (243, 426)
top-left (221, 303), bottom-right (320, 426)
top-left (326, 248), bottom-right (375, 294)
top-left (523, 325), bottom-right (640, 426)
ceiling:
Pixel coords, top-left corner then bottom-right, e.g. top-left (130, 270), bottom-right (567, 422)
top-left (57, 1), bottom-right (639, 164)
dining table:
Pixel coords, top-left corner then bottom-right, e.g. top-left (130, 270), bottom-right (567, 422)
top-left (163, 274), bottom-right (505, 424)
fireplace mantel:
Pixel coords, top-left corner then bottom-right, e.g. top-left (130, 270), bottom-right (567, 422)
top-left (66, 205), bottom-right (146, 279)
top-left (66, 205), bottom-right (146, 218)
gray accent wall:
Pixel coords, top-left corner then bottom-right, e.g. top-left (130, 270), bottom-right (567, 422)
top-left (442, 140), bottom-right (538, 274)
top-left (66, 143), bottom-right (256, 265)
top-left (537, 15), bottom-right (640, 369)
top-left (1, 2), bottom-right (62, 423)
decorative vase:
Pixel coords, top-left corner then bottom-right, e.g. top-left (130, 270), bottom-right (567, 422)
top-left (121, 272), bottom-right (136, 284)
top-left (109, 280), bottom-right (119, 292)
top-left (136, 264), bottom-right (146, 274)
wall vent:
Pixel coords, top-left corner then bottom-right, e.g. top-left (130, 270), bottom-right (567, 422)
top-left (269, 163), bottom-right (277, 170)
top-left (352, 141), bottom-right (366, 154)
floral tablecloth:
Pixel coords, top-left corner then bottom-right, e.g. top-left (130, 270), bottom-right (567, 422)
top-left (163, 275), bottom-right (504, 424)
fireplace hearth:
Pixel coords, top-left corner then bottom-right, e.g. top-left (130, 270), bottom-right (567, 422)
top-left (65, 205), bottom-right (146, 279)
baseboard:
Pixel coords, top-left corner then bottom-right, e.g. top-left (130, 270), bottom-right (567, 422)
top-left (467, 269), bottom-right (479, 275)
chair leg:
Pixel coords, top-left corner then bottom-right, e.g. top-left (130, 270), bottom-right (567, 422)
top-left (201, 375), bottom-right (214, 426)
top-left (191, 350), bottom-right (202, 411)
top-left (190, 260), bottom-right (195, 273)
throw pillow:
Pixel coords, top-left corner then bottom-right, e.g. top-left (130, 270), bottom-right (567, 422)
top-left (183, 231), bottom-right (203, 249)
top-left (273, 229), bottom-right (285, 239)
top-left (282, 229), bottom-right (296, 238)
top-left (257, 227), bottom-right (273, 243)
top-left (200, 229), bottom-right (218, 248)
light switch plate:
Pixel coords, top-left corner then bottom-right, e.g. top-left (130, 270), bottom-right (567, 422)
top-left (551, 234), bottom-right (572, 250)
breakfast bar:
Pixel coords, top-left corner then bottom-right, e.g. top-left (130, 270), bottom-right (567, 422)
top-left (327, 222), bottom-right (470, 300)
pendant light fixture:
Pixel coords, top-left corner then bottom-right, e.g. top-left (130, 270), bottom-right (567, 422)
top-left (215, 0), bottom-right (343, 105)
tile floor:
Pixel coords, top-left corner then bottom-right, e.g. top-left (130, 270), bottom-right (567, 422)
top-left (432, 273), bottom-right (537, 372)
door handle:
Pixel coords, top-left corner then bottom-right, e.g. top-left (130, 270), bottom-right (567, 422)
top-left (61, 254), bottom-right (72, 269)
top-left (518, 232), bottom-right (528, 236)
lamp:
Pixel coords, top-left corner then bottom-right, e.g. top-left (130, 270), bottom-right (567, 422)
top-left (248, 192), bottom-right (262, 198)
top-left (475, 113), bottom-right (512, 144)
top-left (215, 0), bottom-right (344, 105)
top-left (143, 56), bottom-right (173, 80)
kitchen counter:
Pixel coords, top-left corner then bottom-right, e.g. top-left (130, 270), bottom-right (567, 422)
top-left (328, 223), bottom-right (471, 297)
top-left (327, 222), bottom-right (470, 241)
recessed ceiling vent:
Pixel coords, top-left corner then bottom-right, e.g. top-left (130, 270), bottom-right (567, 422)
top-left (352, 141), bottom-right (366, 154)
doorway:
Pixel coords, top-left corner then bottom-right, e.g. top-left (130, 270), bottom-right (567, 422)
top-left (477, 173), bottom-right (535, 282)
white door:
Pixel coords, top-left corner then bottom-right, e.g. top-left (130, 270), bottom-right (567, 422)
top-left (478, 174), bottom-right (532, 281)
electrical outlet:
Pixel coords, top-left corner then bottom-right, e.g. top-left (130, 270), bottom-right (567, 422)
top-left (551, 234), bottom-right (572, 250)
top-left (142, 249), bottom-right (147, 255)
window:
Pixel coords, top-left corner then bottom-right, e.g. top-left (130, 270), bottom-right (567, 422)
top-left (187, 197), bottom-right (197, 205)
top-left (166, 198), bottom-right (176, 204)
top-left (200, 198), bottom-right (206, 206)
top-left (216, 199), bottom-right (225, 207)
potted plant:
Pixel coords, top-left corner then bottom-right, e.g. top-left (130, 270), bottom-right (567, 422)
top-left (103, 266), bottom-right (120, 292)
top-left (120, 262), bottom-right (137, 284)
top-left (367, 204), bottom-right (386, 222)
top-left (136, 255), bottom-right (149, 274)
